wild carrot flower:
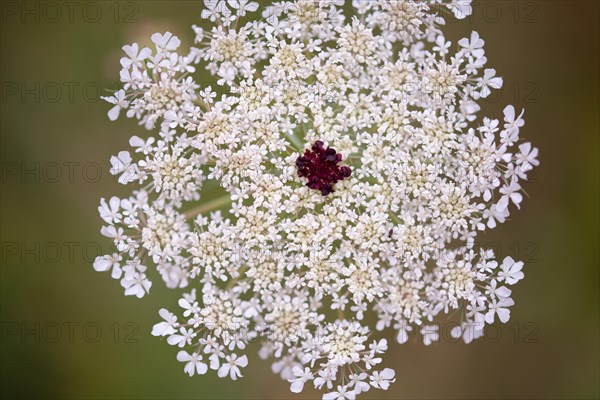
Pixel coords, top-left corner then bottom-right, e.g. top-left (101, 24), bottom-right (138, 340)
top-left (96, 1), bottom-right (539, 398)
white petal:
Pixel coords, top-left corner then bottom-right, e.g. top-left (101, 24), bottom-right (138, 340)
top-left (93, 256), bottom-right (112, 272)
top-left (217, 365), bottom-right (229, 378)
top-left (236, 354), bottom-right (248, 367)
top-left (497, 308), bottom-right (511, 323)
top-left (177, 351), bottom-right (192, 362)
top-left (290, 379), bottom-right (304, 393)
top-left (107, 105), bottom-right (121, 121)
top-left (196, 362), bottom-right (208, 375)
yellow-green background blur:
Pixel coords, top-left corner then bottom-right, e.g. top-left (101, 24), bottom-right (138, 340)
top-left (1, 1), bottom-right (598, 399)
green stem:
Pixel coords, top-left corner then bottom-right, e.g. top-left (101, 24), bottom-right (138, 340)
top-left (226, 265), bottom-right (249, 290)
top-left (185, 195), bottom-right (231, 218)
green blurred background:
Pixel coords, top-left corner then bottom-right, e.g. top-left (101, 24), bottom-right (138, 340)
top-left (1, 1), bottom-right (598, 399)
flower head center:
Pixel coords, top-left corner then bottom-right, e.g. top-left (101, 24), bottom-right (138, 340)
top-left (296, 140), bottom-right (352, 196)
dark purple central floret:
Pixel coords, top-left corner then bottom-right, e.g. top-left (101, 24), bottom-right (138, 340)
top-left (296, 140), bottom-right (352, 196)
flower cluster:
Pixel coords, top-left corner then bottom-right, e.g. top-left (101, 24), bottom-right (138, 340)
top-left (96, 1), bottom-right (539, 398)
